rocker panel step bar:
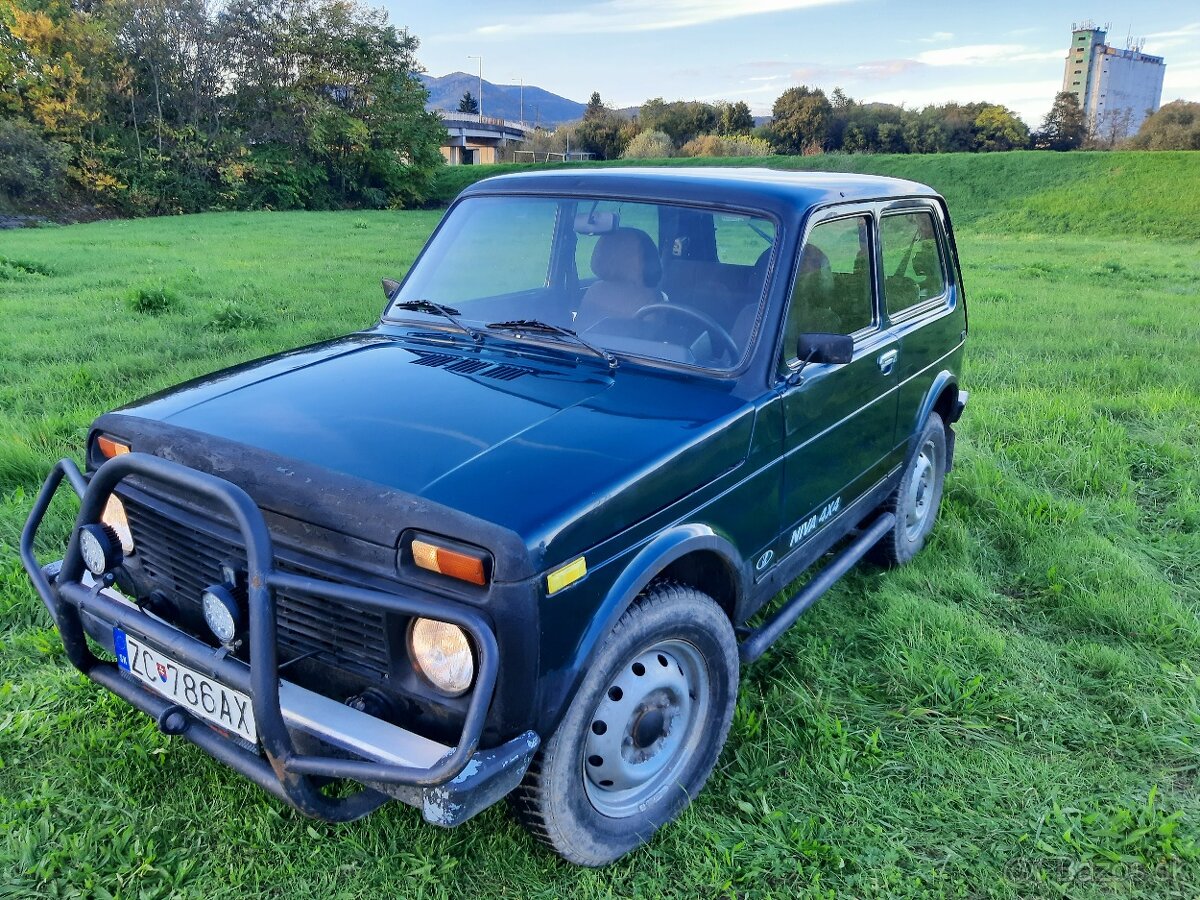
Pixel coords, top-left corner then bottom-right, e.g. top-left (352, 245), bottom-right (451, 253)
top-left (739, 512), bottom-right (896, 664)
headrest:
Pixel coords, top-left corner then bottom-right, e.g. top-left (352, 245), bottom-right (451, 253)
top-left (798, 244), bottom-right (831, 275)
top-left (590, 228), bottom-right (662, 287)
top-left (911, 245), bottom-right (939, 279)
top-left (753, 246), bottom-right (773, 282)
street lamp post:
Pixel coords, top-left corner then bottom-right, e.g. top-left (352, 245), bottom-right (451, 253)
top-left (467, 55), bottom-right (483, 118)
top-left (512, 75), bottom-right (525, 125)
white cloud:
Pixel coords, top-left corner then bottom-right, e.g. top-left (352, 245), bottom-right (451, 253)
top-left (1143, 21), bottom-right (1200, 40)
top-left (1143, 23), bottom-right (1200, 56)
top-left (1163, 59), bottom-right (1200, 98)
top-left (918, 31), bottom-right (954, 44)
top-left (470, 0), bottom-right (856, 37)
top-left (915, 44), bottom-right (1063, 67)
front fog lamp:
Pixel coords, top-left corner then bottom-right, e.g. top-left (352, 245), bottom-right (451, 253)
top-left (202, 585), bottom-right (242, 645)
top-left (78, 524), bottom-right (121, 576)
top-left (408, 618), bottom-right (475, 696)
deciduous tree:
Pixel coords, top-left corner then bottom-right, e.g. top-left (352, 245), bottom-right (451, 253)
top-left (1127, 100), bottom-right (1200, 150)
top-left (639, 98), bottom-right (718, 147)
top-left (717, 100), bottom-right (754, 135)
top-left (973, 105), bottom-right (1029, 152)
top-left (1034, 92), bottom-right (1086, 151)
top-left (769, 85), bottom-right (831, 154)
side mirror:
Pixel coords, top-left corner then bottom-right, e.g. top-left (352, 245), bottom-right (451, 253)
top-left (382, 278), bottom-right (401, 300)
top-left (797, 332), bottom-right (854, 365)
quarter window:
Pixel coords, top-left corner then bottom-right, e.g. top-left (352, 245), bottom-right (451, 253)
top-left (781, 215), bottom-right (873, 363)
top-left (880, 210), bottom-right (947, 316)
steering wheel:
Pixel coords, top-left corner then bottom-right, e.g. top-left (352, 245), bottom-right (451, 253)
top-left (632, 303), bottom-right (740, 362)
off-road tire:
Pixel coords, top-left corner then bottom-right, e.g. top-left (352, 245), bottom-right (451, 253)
top-left (510, 582), bottom-right (738, 866)
top-left (870, 411), bottom-right (947, 567)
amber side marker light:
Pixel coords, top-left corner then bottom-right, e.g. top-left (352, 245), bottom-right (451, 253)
top-left (97, 436), bottom-right (130, 458)
top-left (411, 538), bottom-right (489, 586)
top-left (547, 556), bottom-right (587, 595)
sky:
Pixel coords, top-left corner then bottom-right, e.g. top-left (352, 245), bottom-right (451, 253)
top-left (383, 0), bottom-right (1200, 126)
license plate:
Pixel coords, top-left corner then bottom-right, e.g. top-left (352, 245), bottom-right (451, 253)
top-left (114, 628), bottom-right (257, 743)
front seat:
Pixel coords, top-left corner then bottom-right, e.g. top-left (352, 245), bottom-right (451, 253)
top-left (729, 246), bottom-right (775, 351)
top-left (780, 245), bottom-right (838, 359)
top-left (575, 228), bottom-right (663, 333)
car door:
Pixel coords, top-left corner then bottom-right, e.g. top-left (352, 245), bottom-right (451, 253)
top-left (777, 208), bottom-right (902, 556)
top-left (878, 202), bottom-right (963, 447)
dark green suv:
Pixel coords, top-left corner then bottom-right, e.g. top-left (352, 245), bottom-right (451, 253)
top-left (23, 168), bottom-right (967, 865)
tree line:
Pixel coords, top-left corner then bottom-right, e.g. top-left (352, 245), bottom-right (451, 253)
top-left (0, 0), bottom-right (446, 214)
top-left (5, 3), bottom-right (1195, 217)
top-left (518, 87), bottom-right (1191, 162)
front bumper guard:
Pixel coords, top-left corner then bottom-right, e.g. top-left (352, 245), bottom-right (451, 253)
top-left (20, 453), bottom-right (538, 826)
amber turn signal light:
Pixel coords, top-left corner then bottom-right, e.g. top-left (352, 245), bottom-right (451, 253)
top-left (97, 435), bottom-right (130, 458)
top-left (411, 538), bottom-right (488, 586)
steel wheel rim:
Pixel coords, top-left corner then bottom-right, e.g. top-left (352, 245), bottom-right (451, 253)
top-left (582, 638), bottom-right (710, 818)
top-left (904, 438), bottom-right (937, 541)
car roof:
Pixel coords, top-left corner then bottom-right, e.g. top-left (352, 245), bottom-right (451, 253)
top-left (459, 166), bottom-right (941, 216)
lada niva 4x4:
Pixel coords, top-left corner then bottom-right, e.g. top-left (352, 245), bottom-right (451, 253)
top-left (23, 168), bottom-right (967, 865)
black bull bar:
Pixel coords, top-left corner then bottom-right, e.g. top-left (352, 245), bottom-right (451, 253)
top-left (20, 452), bottom-right (537, 825)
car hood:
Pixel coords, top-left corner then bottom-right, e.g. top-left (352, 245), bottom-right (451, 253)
top-left (108, 333), bottom-right (754, 569)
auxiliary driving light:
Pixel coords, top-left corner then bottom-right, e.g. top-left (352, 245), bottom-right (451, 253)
top-left (201, 584), bottom-right (242, 645)
top-left (78, 523), bottom-right (122, 576)
top-left (408, 618), bottom-right (474, 696)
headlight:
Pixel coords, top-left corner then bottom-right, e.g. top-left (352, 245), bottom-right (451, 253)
top-left (202, 585), bottom-right (242, 645)
top-left (408, 618), bottom-right (475, 696)
top-left (102, 495), bottom-right (135, 555)
top-left (78, 524), bottom-right (121, 576)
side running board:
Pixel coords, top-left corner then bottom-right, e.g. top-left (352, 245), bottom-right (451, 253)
top-left (739, 513), bottom-right (896, 664)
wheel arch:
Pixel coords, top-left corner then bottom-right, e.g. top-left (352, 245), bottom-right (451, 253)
top-left (537, 524), bottom-right (746, 736)
top-left (909, 372), bottom-right (961, 469)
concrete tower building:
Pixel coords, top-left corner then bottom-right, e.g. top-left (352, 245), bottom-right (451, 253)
top-left (1063, 22), bottom-right (1166, 142)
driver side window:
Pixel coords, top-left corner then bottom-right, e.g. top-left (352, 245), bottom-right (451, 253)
top-left (780, 215), bottom-right (874, 365)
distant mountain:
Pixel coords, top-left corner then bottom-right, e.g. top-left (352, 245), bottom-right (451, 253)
top-left (419, 72), bottom-right (586, 128)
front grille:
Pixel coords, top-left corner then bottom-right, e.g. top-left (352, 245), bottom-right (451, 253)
top-left (122, 495), bottom-right (391, 680)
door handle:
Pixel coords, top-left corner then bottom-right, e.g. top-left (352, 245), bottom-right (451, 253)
top-left (878, 349), bottom-right (899, 375)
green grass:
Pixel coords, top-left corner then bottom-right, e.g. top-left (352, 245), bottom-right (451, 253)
top-left (2, 155), bottom-right (1199, 897)
top-left (433, 150), bottom-right (1200, 240)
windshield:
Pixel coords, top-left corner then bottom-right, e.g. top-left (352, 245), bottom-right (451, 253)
top-left (389, 195), bottom-right (777, 370)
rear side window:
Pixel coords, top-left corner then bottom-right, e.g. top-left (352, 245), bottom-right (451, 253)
top-left (714, 213), bottom-right (774, 265)
top-left (880, 210), bottom-right (947, 316)
top-left (781, 215), bottom-right (874, 362)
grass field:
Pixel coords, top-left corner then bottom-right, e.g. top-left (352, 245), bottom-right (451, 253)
top-left (1, 153), bottom-right (1199, 898)
top-left (431, 151), bottom-right (1200, 240)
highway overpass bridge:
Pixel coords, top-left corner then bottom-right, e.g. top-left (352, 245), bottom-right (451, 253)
top-left (437, 111), bottom-right (532, 165)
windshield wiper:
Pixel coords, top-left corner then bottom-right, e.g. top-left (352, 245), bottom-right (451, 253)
top-left (486, 319), bottom-right (618, 370)
top-left (393, 299), bottom-right (482, 342)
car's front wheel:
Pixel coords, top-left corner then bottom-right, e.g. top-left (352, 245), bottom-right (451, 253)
top-left (510, 582), bottom-right (738, 866)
